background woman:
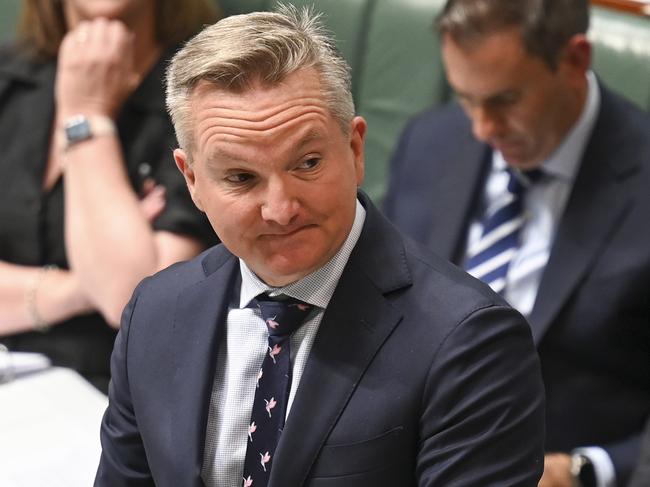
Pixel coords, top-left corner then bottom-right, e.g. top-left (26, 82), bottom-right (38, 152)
top-left (0, 0), bottom-right (220, 391)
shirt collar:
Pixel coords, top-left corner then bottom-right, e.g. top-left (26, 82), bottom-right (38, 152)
top-left (542, 70), bottom-right (600, 181)
top-left (493, 70), bottom-right (600, 182)
top-left (239, 199), bottom-right (366, 309)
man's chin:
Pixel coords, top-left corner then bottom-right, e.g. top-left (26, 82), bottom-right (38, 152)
top-left (500, 150), bottom-right (537, 170)
top-left (252, 259), bottom-right (318, 288)
top-left (494, 144), bottom-right (544, 170)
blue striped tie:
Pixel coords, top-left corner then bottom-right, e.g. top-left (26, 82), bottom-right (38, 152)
top-left (465, 168), bottom-right (541, 294)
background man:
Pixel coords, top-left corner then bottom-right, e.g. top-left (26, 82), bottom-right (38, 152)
top-left (383, 1), bottom-right (650, 486)
top-left (95, 6), bottom-right (544, 487)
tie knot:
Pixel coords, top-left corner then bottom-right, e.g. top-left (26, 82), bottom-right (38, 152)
top-left (254, 294), bottom-right (314, 337)
top-left (506, 167), bottom-right (544, 194)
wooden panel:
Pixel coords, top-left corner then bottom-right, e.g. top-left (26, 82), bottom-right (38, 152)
top-left (591, 0), bottom-right (650, 17)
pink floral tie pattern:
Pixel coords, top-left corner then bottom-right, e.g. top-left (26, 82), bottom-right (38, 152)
top-left (242, 294), bottom-right (314, 487)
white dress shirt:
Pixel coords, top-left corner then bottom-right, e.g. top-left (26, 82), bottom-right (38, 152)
top-left (201, 200), bottom-right (366, 487)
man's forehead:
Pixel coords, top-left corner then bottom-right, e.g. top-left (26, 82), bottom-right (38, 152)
top-left (190, 69), bottom-right (324, 110)
top-left (442, 28), bottom-right (531, 71)
top-left (205, 127), bottom-right (327, 164)
top-left (443, 30), bottom-right (543, 96)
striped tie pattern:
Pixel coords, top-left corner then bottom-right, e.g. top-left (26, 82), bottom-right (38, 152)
top-left (465, 168), bottom-right (541, 294)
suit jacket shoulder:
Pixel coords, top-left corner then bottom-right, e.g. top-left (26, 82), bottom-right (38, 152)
top-left (382, 101), bottom-right (488, 259)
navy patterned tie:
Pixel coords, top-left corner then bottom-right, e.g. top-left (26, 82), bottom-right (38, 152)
top-left (242, 294), bottom-right (314, 487)
top-left (465, 168), bottom-right (542, 294)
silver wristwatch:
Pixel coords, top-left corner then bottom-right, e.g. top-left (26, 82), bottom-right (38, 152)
top-left (60, 114), bottom-right (116, 150)
top-left (570, 453), bottom-right (597, 487)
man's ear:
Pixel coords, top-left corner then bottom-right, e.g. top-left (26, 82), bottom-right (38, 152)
top-left (173, 148), bottom-right (204, 211)
top-left (560, 34), bottom-right (591, 87)
top-left (349, 116), bottom-right (366, 187)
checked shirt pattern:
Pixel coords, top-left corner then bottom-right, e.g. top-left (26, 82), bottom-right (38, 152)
top-left (242, 294), bottom-right (314, 487)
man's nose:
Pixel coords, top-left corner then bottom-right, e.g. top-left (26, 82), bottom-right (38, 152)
top-left (470, 106), bottom-right (500, 143)
top-left (260, 177), bottom-right (299, 226)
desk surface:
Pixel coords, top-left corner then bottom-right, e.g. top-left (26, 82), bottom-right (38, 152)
top-left (0, 367), bottom-right (108, 487)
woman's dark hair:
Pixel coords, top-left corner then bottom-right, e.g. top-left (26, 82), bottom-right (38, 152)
top-left (16, 0), bottom-right (221, 59)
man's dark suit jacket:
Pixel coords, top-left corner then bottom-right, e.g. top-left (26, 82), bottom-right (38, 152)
top-left (629, 417), bottom-right (650, 487)
top-left (383, 85), bottom-right (650, 485)
top-left (96, 193), bottom-right (545, 486)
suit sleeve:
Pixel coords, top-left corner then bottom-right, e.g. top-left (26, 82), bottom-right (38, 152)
top-left (628, 417), bottom-right (650, 487)
top-left (604, 433), bottom-right (643, 486)
top-left (95, 286), bottom-right (155, 487)
top-left (381, 116), bottom-right (416, 221)
top-left (416, 304), bottom-right (545, 487)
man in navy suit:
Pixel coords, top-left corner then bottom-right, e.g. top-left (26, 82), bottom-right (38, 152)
top-left (383, 1), bottom-right (650, 486)
top-left (95, 6), bottom-right (545, 487)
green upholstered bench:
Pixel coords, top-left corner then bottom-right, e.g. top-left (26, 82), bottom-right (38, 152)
top-left (220, 0), bottom-right (650, 201)
top-left (590, 6), bottom-right (650, 111)
top-left (0, 1), bottom-right (20, 42)
top-left (2, 1), bottom-right (648, 200)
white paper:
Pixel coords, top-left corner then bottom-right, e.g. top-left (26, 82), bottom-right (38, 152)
top-left (0, 367), bottom-right (108, 487)
top-left (0, 351), bottom-right (51, 381)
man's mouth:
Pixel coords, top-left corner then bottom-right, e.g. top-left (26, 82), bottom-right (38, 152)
top-left (260, 224), bottom-right (314, 239)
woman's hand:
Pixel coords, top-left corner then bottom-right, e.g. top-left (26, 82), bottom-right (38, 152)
top-left (56, 18), bottom-right (140, 120)
top-left (139, 178), bottom-right (167, 223)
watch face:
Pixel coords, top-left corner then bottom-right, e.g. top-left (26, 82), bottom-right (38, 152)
top-left (578, 457), bottom-right (597, 487)
top-left (65, 118), bottom-right (92, 144)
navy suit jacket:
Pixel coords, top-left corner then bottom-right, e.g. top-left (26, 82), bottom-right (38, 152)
top-left (383, 85), bottom-right (650, 485)
top-left (96, 193), bottom-right (545, 486)
top-left (629, 417), bottom-right (650, 487)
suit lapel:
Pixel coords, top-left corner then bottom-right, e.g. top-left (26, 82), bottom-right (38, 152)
top-left (528, 90), bottom-right (638, 343)
top-left (428, 125), bottom-right (489, 262)
top-left (269, 195), bottom-right (411, 487)
top-left (170, 248), bottom-right (239, 486)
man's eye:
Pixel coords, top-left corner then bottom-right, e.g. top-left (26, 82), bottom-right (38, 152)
top-left (490, 93), bottom-right (520, 107)
top-left (225, 173), bottom-right (254, 184)
top-left (299, 158), bottom-right (321, 170)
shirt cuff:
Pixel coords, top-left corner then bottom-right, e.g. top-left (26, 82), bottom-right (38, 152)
top-left (573, 446), bottom-right (617, 487)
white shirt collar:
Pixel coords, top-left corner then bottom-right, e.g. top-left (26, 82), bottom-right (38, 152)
top-left (238, 198), bottom-right (366, 309)
top-left (542, 70), bottom-right (600, 181)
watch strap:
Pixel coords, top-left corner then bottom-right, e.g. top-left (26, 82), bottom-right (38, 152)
top-left (59, 114), bottom-right (116, 150)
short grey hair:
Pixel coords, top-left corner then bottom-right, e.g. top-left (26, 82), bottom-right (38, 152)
top-left (436, 0), bottom-right (589, 69)
top-left (166, 4), bottom-right (355, 156)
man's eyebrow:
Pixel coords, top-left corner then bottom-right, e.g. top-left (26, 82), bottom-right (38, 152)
top-left (296, 129), bottom-right (324, 150)
top-left (454, 88), bottom-right (519, 105)
top-left (206, 148), bottom-right (249, 166)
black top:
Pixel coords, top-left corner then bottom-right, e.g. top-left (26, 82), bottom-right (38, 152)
top-left (0, 44), bottom-right (216, 391)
